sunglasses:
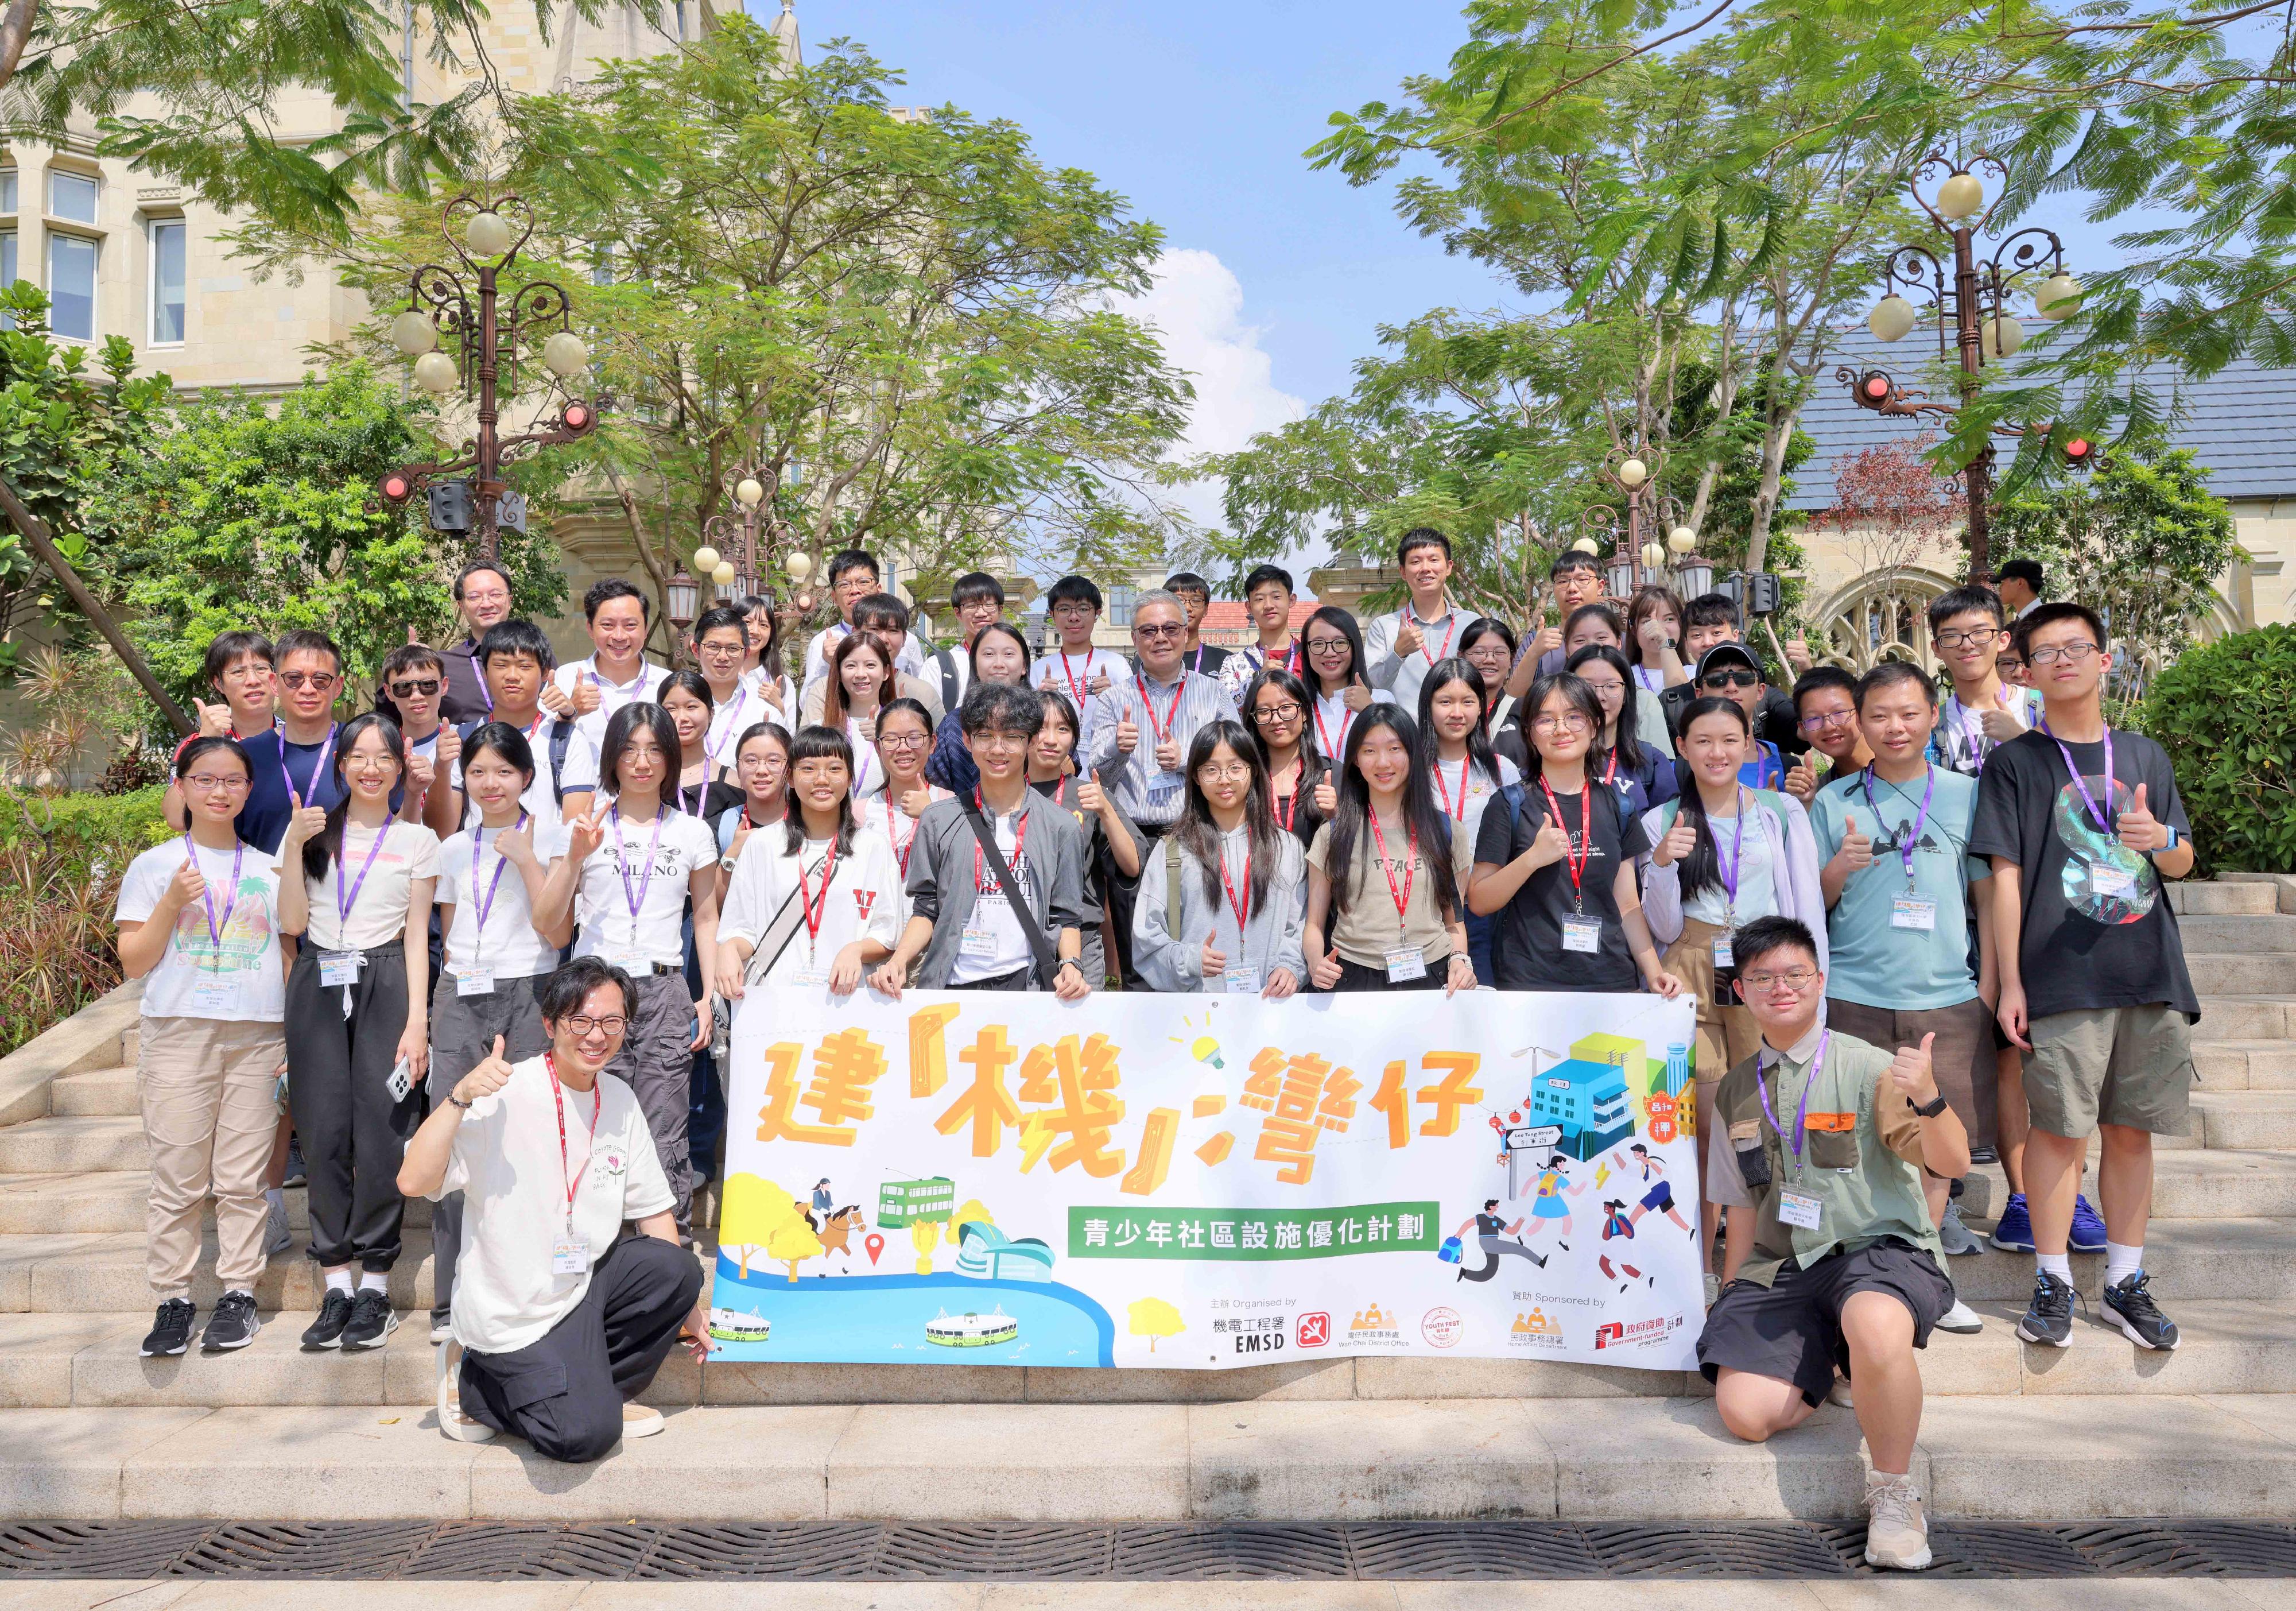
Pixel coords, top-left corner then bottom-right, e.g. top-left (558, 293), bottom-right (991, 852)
top-left (389, 678), bottom-right (441, 698)
top-left (280, 671), bottom-right (339, 691)
top-left (1700, 669), bottom-right (1760, 690)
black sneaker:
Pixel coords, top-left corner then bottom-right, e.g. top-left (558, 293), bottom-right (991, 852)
top-left (201, 1291), bottom-right (262, 1353)
top-left (2103, 1270), bottom-right (2180, 1351)
top-left (340, 1287), bottom-right (399, 1350)
top-left (302, 1288), bottom-right (355, 1350)
top-left (2016, 1269), bottom-right (2076, 1347)
top-left (141, 1299), bottom-right (195, 1357)
top-left (283, 1136), bottom-right (308, 1190)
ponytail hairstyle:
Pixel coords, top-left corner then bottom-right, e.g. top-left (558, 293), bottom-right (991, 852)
top-left (823, 631), bottom-right (895, 727)
top-left (1565, 642), bottom-right (1645, 773)
top-left (1671, 694), bottom-right (1753, 903)
top-left (303, 712), bottom-right (404, 883)
top-left (599, 702), bottom-right (682, 806)
top-left (1174, 718), bottom-right (1279, 913)
top-left (1323, 704), bottom-right (1460, 924)
top-left (1414, 656), bottom-right (1501, 791)
top-left (783, 722), bottom-right (860, 854)
top-left (1301, 604), bottom-right (1371, 698)
top-left (174, 736), bottom-right (257, 846)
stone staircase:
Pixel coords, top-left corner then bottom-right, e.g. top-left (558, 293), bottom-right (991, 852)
top-left (4, 881), bottom-right (2296, 1523)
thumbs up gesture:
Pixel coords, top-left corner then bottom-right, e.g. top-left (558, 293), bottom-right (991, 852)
top-left (1308, 943), bottom-right (1343, 990)
top-left (1889, 1031), bottom-right (1941, 1107)
top-left (2117, 781), bottom-right (2167, 852)
top-left (1312, 775), bottom-right (1339, 815)
top-left (1115, 711), bottom-right (1141, 755)
top-left (193, 698), bottom-right (233, 738)
top-left (1654, 811), bottom-right (1698, 868)
top-left (1835, 812), bottom-right (1874, 874)
top-left (453, 1036), bottom-right (515, 1106)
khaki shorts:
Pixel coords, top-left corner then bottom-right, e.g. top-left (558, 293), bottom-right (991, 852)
top-left (1663, 918), bottom-right (1762, 1081)
top-left (1825, 996), bottom-right (1997, 1154)
top-left (2023, 1004), bottom-right (2194, 1140)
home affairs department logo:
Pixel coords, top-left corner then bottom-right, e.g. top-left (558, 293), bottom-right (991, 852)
top-left (1508, 1308), bottom-right (1566, 1350)
top-left (1296, 1311), bottom-right (1332, 1349)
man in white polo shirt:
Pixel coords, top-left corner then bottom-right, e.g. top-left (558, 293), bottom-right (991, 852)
top-left (545, 579), bottom-right (667, 746)
top-left (1363, 527), bottom-right (1466, 717)
top-left (398, 956), bottom-right (709, 1462)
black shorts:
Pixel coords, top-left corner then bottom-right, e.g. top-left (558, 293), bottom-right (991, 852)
top-left (1696, 1240), bottom-right (1953, 1409)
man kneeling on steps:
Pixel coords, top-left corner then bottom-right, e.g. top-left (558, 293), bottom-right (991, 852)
top-left (1695, 915), bottom-right (1969, 1571)
top-left (398, 955), bottom-right (712, 1459)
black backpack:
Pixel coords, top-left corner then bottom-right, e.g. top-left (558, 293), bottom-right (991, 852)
top-left (457, 717), bottom-right (577, 804)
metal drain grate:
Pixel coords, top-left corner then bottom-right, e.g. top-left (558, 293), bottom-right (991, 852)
top-left (2, 1519), bottom-right (2294, 1579)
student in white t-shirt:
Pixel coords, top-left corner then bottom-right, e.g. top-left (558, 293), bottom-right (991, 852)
top-left (276, 712), bottom-right (440, 1354)
top-left (535, 702), bottom-right (720, 1238)
top-left (400, 958), bottom-right (709, 1458)
top-left (426, 721), bottom-right (571, 1342)
top-left (713, 720), bottom-right (794, 861)
top-left (117, 735), bottom-right (292, 1360)
top-left (714, 723), bottom-right (902, 997)
top-left (1030, 575), bottom-right (1130, 757)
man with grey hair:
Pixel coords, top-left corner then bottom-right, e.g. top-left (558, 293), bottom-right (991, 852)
top-left (1087, 588), bottom-right (1238, 986)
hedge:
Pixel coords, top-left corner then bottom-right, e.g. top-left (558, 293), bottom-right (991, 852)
top-left (0, 787), bottom-right (169, 1055)
top-left (2142, 626), bottom-right (2296, 878)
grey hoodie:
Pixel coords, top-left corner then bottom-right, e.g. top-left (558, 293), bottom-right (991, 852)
top-left (1131, 823), bottom-right (1308, 993)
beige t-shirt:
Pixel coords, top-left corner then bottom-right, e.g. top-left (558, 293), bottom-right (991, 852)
top-left (1306, 812), bottom-right (1475, 968)
top-left (289, 821), bottom-right (441, 952)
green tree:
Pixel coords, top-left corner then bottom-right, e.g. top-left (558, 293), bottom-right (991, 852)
top-left (79, 363), bottom-right (565, 706)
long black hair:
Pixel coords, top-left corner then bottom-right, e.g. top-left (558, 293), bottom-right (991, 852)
top-left (1671, 694), bottom-right (1752, 903)
top-left (967, 621), bottom-right (1032, 685)
top-left (1456, 617), bottom-right (1518, 723)
top-left (457, 722), bottom-right (537, 826)
top-left (823, 631), bottom-right (895, 727)
top-left (1624, 585), bottom-right (1685, 671)
top-left (1566, 643), bottom-right (1645, 773)
top-left (1415, 656), bottom-right (1502, 799)
top-left (784, 722), bottom-right (860, 855)
top-left (1300, 605), bottom-right (1371, 698)
top-left (303, 712), bottom-right (404, 882)
top-left (1174, 719), bottom-right (1280, 913)
top-left (1243, 663), bottom-right (1320, 761)
top-left (1322, 704), bottom-right (1460, 924)
top-left (599, 702), bottom-right (682, 807)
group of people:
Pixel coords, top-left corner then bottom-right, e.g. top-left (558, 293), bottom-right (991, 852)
top-left (112, 535), bottom-right (2198, 1565)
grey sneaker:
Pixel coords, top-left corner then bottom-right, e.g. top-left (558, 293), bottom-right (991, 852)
top-left (339, 1287), bottom-right (398, 1351)
top-left (264, 1195), bottom-right (293, 1256)
top-left (2016, 1269), bottom-right (2077, 1347)
top-left (1864, 1470), bottom-right (1932, 1570)
top-left (1937, 1201), bottom-right (1983, 1256)
top-left (2102, 1270), bottom-right (2179, 1351)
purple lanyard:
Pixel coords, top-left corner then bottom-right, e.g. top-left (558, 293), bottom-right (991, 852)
top-left (1756, 1029), bottom-right (1828, 1172)
top-left (278, 723), bottom-right (339, 810)
top-left (610, 805), bottom-right (668, 942)
top-left (1712, 788), bottom-right (1747, 915)
top-left (182, 835), bottom-right (243, 956)
top-left (1861, 762), bottom-right (1936, 886)
top-left (335, 822), bottom-right (392, 935)
top-left (2038, 714), bottom-right (2115, 833)
top-left (468, 812), bottom-right (526, 962)
top-left (706, 685), bottom-right (750, 767)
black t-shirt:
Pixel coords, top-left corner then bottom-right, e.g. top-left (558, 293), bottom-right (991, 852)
top-left (1473, 1212), bottom-right (1505, 1236)
top-left (1473, 779), bottom-right (1651, 992)
top-left (1968, 727), bottom-right (2198, 1020)
top-left (1271, 753), bottom-right (1332, 853)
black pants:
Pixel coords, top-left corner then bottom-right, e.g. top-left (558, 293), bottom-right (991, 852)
top-left (286, 941), bottom-right (418, 1271)
top-left (1320, 956), bottom-right (1447, 993)
top-left (606, 971), bottom-right (700, 1236)
top-left (1101, 825), bottom-right (1166, 991)
top-left (426, 975), bottom-right (550, 1324)
top-left (459, 1234), bottom-right (703, 1464)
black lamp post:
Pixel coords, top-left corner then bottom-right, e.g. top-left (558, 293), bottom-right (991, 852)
top-left (694, 468), bottom-right (769, 602)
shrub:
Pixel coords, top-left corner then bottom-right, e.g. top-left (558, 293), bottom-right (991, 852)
top-left (0, 787), bottom-right (169, 1054)
top-left (2141, 626), bottom-right (2296, 877)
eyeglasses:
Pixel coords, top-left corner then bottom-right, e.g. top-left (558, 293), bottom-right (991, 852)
top-left (1934, 626), bottom-right (2000, 650)
top-left (280, 671), bottom-right (339, 691)
top-left (1531, 713), bottom-right (1592, 734)
top-left (1305, 638), bottom-right (1350, 657)
top-left (1700, 669), bottom-right (1759, 690)
top-left (1251, 702), bottom-right (1304, 724)
top-left (2026, 641), bottom-right (2101, 667)
top-left (880, 732), bottom-right (929, 750)
top-left (562, 1015), bottom-right (629, 1037)
top-left (347, 756), bottom-right (400, 774)
top-left (1134, 623), bottom-right (1185, 640)
top-left (184, 773), bottom-right (250, 793)
top-left (388, 678), bottom-right (441, 698)
top-left (695, 641), bottom-right (744, 660)
top-left (1799, 708), bottom-right (1857, 730)
top-left (1740, 967), bottom-right (1818, 991)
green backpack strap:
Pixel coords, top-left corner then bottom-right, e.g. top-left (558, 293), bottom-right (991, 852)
top-left (1164, 834), bottom-right (1185, 932)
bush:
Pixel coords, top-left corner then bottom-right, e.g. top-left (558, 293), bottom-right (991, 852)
top-left (2142, 626), bottom-right (2296, 877)
top-left (0, 787), bottom-right (169, 1054)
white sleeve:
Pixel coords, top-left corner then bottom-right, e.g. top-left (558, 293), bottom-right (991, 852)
top-left (114, 849), bottom-right (165, 923)
top-left (719, 843), bottom-right (774, 947)
top-left (559, 729), bottom-right (600, 795)
top-left (618, 1099), bottom-right (674, 1221)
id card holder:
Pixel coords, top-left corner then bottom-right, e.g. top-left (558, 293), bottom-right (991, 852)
top-left (791, 957), bottom-right (829, 986)
top-left (1777, 1188), bottom-right (1823, 1230)
top-left (1146, 770), bottom-right (1182, 808)
top-left (961, 916), bottom-right (999, 958)
top-left (1561, 915), bottom-right (1601, 954)
top-left (550, 1234), bottom-right (589, 1275)
top-left (1891, 896), bottom-right (1938, 931)
top-left (456, 968), bottom-right (496, 997)
top-left (601, 941), bottom-right (652, 973)
top-left (1711, 934), bottom-right (1734, 968)
top-left (1223, 965), bottom-right (1262, 996)
top-left (1384, 946), bottom-right (1428, 983)
top-left (191, 971), bottom-right (243, 1014)
top-left (317, 950), bottom-right (364, 989)
top-left (2089, 863), bottom-right (2138, 900)
top-left (385, 1058), bottom-right (413, 1104)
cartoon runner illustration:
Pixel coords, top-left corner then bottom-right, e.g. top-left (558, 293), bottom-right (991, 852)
top-left (1523, 1155), bottom-right (1589, 1253)
top-left (1612, 1143), bottom-right (1694, 1238)
top-left (1600, 1199), bottom-right (1635, 1240)
top-left (1452, 1198), bottom-right (1549, 1281)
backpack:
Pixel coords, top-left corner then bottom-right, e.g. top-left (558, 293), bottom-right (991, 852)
top-left (934, 649), bottom-right (964, 718)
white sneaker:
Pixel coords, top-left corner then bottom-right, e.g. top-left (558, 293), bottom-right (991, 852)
top-left (435, 1339), bottom-right (494, 1443)
top-left (1864, 1469), bottom-right (1933, 1570)
top-left (1935, 1298), bottom-right (1984, 1335)
top-left (621, 1403), bottom-right (666, 1439)
top-left (263, 1195), bottom-right (293, 1256)
top-left (1703, 1272), bottom-right (1720, 1308)
top-left (1937, 1202), bottom-right (1984, 1256)
top-left (1827, 1375), bottom-right (1855, 1408)
top-left (430, 1315), bottom-right (453, 1346)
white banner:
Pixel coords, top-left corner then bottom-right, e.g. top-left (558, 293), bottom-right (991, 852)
top-left (715, 986), bottom-right (1702, 1372)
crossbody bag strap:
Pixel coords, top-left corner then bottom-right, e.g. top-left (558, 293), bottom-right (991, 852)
top-left (746, 851), bottom-right (829, 986)
top-left (960, 800), bottom-right (1062, 985)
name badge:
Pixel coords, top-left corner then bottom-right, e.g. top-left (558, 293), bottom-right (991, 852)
top-left (1561, 915), bottom-right (1602, 954)
top-left (2089, 863), bottom-right (2138, 899)
top-left (1146, 770), bottom-right (1182, 807)
top-left (599, 941), bottom-right (653, 973)
top-left (961, 903), bottom-right (1001, 958)
top-left (191, 972), bottom-right (243, 1013)
top-left (1222, 965), bottom-right (1262, 996)
top-left (1777, 1188), bottom-right (1823, 1230)
top-left (791, 959), bottom-right (829, 986)
top-left (1891, 896), bottom-right (1938, 931)
top-left (550, 1234), bottom-right (589, 1275)
top-left (385, 1058), bottom-right (414, 1104)
top-left (1384, 946), bottom-right (1428, 983)
top-left (317, 950), bottom-right (364, 989)
top-left (456, 969), bottom-right (496, 997)
top-left (1711, 935), bottom-right (1734, 968)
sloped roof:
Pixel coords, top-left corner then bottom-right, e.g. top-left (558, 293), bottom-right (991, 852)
top-left (1785, 328), bottom-right (2296, 511)
top-left (1200, 600), bottom-right (1319, 645)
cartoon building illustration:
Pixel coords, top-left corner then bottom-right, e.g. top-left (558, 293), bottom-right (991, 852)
top-left (1662, 1041), bottom-right (1692, 1097)
top-left (952, 1220), bottom-right (1056, 1281)
top-left (1525, 1034), bottom-right (1639, 1160)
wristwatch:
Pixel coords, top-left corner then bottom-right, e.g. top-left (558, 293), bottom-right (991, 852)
top-left (1910, 1092), bottom-right (1949, 1118)
top-left (2157, 823), bottom-right (2179, 853)
top-left (719, 855), bottom-right (740, 872)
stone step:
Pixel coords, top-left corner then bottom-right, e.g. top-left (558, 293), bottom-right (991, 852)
top-left (2171, 881), bottom-right (2282, 916)
top-left (2192, 1039), bottom-right (2296, 1090)
top-left (0, 1114), bottom-right (151, 1174)
top-left (5, 1393), bottom-right (2294, 1521)
top-left (2195, 995), bottom-right (2296, 1040)
top-left (2185, 951), bottom-right (2296, 995)
top-left (0, 1174), bottom-right (430, 1236)
top-left (2223, 871), bottom-right (2296, 913)
top-left (2193, 1090), bottom-right (2296, 1149)
top-left (46, 1066), bottom-right (137, 1118)
top-left (0, 1230), bottom-right (439, 1314)
top-left (2179, 914), bottom-right (2296, 951)
top-left (1937, 1216), bottom-right (2296, 1303)
top-left (1953, 1148), bottom-right (2296, 1223)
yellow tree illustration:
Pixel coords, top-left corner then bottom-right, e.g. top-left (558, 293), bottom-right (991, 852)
top-left (768, 1214), bottom-right (825, 1284)
top-left (718, 1174), bottom-right (798, 1280)
top-left (1128, 1297), bottom-right (1184, 1353)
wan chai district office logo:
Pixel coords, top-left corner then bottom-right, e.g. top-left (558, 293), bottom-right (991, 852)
top-left (1347, 1302), bottom-right (1403, 1346)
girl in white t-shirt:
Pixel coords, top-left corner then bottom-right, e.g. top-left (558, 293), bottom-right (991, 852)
top-left (864, 698), bottom-right (951, 893)
top-left (536, 701), bottom-right (720, 1237)
top-left (276, 712), bottom-right (440, 1354)
top-left (714, 723), bottom-right (902, 998)
top-left (116, 735), bottom-right (292, 1358)
top-left (426, 721), bottom-right (569, 1339)
top-left (821, 631), bottom-right (895, 800)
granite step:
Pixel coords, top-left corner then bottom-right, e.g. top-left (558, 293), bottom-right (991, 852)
top-left (0, 1230), bottom-right (440, 1314)
top-left (2183, 951), bottom-right (2296, 996)
top-left (46, 1066), bottom-right (138, 1119)
top-left (1952, 1148), bottom-right (2296, 1223)
top-left (2178, 914), bottom-right (2296, 951)
top-left (0, 1115), bottom-right (154, 1175)
top-left (2191, 1039), bottom-right (2296, 1090)
top-left (0, 1175), bottom-right (430, 1236)
top-left (1936, 1215), bottom-right (2296, 1303)
top-left (2191, 1090), bottom-right (2296, 1150)
top-left (2194, 995), bottom-right (2296, 1040)
top-left (2170, 881), bottom-right (2282, 916)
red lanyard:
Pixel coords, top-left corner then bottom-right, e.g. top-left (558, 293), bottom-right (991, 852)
top-left (1134, 674), bottom-right (1185, 745)
top-left (1601, 749), bottom-right (1619, 787)
top-left (545, 1052), bottom-right (601, 1231)
top-left (1409, 608), bottom-right (1457, 666)
top-left (1313, 699), bottom-right (1352, 761)
top-left (886, 792), bottom-right (917, 878)
top-left (796, 839), bottom-right (840, 952)
top-left (1368, 811), bottom-right (1416, 932)
top-left (1060, 651), bottom-right (1093, 708)
top-left (1218, 841), bottom-right (1251, 931)
top-left (972, 793), bottom-right (1028, 893)
top-left (1538, 775), bottom-right (1592, 908)
top-left (1273, 773), bottom-right (1300, 832)
top-left (1433, 757), bottom-right (1471, 821)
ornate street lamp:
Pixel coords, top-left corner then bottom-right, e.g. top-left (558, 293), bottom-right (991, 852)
top-left (1840, 153), bottom-right (2083, 582)
top-left (1667, 525), bottom-right (1712, 601)
top-left (666, 569), bottom-right (700, 634)
top-left (694, 468), bottom-right (770, 602)
top-left (378, 195), bottom-right (604, 560)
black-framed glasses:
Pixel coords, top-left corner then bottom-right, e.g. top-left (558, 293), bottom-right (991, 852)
top-left (1305, 638), bottom-right (1350, 657)
top-left (563, 1015), bottom-right (629, 1037)
top-left (1799, 708), bottom-right (1857, 730)
top-left (1700, 669), bottom-right (1759, 690)
top-left (1251, 702), bottom-right (1304, 723)
top-left (1935, 625), bottom-right (2001, 650)
top-left (2027, 641), bottom-right (2101, 667)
